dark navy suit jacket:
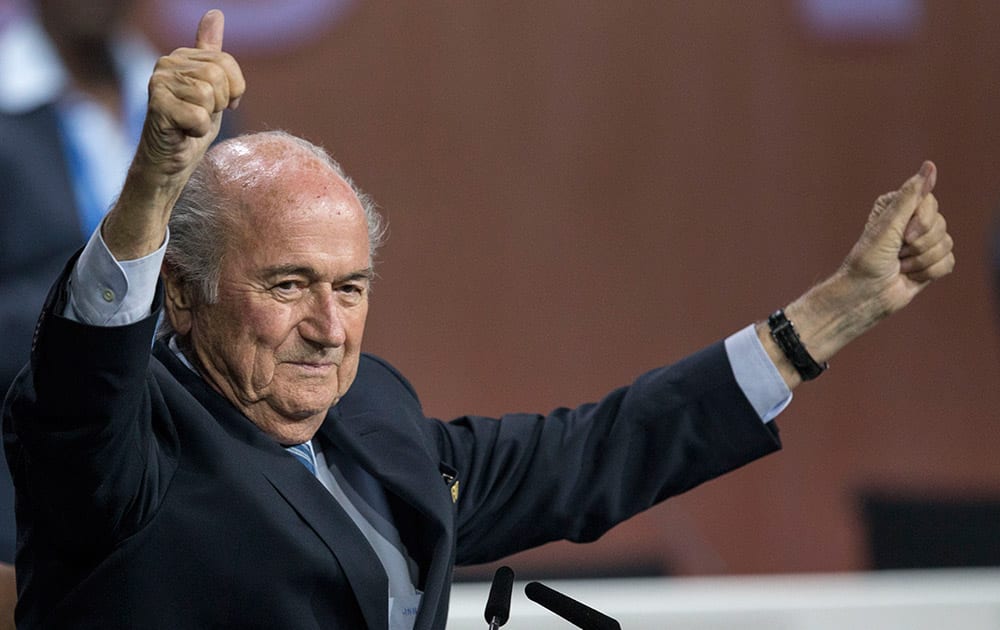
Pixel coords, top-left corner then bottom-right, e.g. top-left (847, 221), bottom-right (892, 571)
top-left (3, 267), bottom-right (781, 628)
top-left (0, 105), bottom-right (238, 563)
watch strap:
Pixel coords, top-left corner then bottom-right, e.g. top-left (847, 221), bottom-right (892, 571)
top-left (767, 309), bottom-right (828, 381)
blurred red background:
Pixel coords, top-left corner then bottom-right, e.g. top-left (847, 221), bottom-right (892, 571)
top-left (138, 0), bottom-right (1000, 577)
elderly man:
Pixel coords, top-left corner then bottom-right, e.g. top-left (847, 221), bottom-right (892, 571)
top-left (2, 9), bottom-right (954, 630)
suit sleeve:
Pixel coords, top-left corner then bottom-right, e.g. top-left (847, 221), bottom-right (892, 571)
top-left (2, 262), bottom-right (176, 554)
top-left (425, 342), bottom-right (781, 565)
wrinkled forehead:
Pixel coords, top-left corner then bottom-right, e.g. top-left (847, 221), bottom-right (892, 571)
top-left (209, 136), bottom-right (344, 193)
top-left (209, 137), bottom-right (361, 229)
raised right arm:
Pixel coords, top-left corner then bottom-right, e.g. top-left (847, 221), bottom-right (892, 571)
top-left (101, 9), bottom-right (244, 262)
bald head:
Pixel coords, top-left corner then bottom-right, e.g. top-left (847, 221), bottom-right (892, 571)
top-left (207, 132), bottom-right (343, 195)
top-left (160, 131), bottom-right (385, 337)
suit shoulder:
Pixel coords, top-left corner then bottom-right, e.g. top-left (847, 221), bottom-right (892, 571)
top-left (354, 353), bottom-right (421, 404)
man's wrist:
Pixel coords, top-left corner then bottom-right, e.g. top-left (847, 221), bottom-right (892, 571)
top-left (767, 309), bottom-right (828, 381)
top-left (785, 270), bottom-right (887, 362)
top-left (759, 270), bottom-right (886, 389)
top-left (101, 158), bottom-right (185, 261)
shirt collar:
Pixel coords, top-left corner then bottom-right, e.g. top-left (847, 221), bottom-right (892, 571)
top-left (167, 334), bottom-right (200, 374)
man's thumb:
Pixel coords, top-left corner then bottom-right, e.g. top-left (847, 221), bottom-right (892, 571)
top-left (880, 161), bottom-right (936, 232)
top-left (195, 9), bottom-right (225, 52)
top-left (915, 160), bottom-right (936, 197)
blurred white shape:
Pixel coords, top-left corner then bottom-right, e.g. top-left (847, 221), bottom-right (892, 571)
top-left (151, 0), bottom-right (357, 54)
top-left (799, 0), bottom-right (923, 40)
top-left (449, 570), bottom-right (1000, 630)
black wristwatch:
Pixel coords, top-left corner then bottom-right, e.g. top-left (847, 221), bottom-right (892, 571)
top-left (767, 309), bottom-right (828, 381)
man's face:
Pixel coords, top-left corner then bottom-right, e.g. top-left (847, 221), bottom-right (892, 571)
top-left (177, 161), bottom-right (371, 445)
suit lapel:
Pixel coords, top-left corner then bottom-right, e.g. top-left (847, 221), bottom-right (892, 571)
top-left (259, 450), bottom-right (389, 630)
top-left (321, 407), bottom-right (457, 630)
top-left (154, 345), bottom-right (389, 630)
top-left (320, 408), bottom-right (452, 535)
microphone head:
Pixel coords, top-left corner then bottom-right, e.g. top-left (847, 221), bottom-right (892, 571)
top-left (484, 565), bottom-right (515, 626)
top-left (525, 581), bottom-right (621, 630)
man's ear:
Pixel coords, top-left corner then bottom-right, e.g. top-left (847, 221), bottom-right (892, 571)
top-left (163, 271), bottom-right (194, 336)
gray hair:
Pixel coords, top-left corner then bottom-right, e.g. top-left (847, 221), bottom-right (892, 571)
top-left (158, 131), bottom-right (386, 337)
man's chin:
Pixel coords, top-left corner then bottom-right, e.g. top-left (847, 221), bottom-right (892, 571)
top-left (259, 408), bottom-right (330, 445)
top-left (278, 402), bottom-right (335, 423)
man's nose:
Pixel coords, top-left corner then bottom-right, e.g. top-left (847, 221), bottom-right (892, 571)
top-left (300, 288), bottom-right (347, 347)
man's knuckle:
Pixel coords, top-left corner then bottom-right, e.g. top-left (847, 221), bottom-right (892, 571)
top-left (195, 79), bottom-right (217, 104)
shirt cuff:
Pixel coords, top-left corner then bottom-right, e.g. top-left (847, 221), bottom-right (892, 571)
top-left (65, 225), bottom-right (167, 326)
top-left (724, 324), bottom-right (792, 423)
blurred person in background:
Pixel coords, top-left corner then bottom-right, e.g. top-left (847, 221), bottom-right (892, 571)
top-left (0, 1), bottom-right (156, 626)
top-left (0, 0), bottom-right (153, 398)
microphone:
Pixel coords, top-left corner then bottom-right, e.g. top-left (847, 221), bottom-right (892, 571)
top-left (524, 581), bottom-right (621, 630)
top-left (484, 566), bottom-right (515, 629)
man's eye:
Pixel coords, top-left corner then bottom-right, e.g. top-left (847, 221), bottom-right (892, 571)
top-left (338, 284), bottom-right (366, 301)
top-left (272, 281), bottom-right (302, 294)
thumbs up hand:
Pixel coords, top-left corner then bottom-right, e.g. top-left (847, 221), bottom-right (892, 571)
top-left (758, 162), bottom-right (955, 389)
top-left (840, 161), bottom-right (954, 317)
top-left (141, 9), bottom-right (246, 177)
top-left (103, 10), bottom-right (246, 261)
